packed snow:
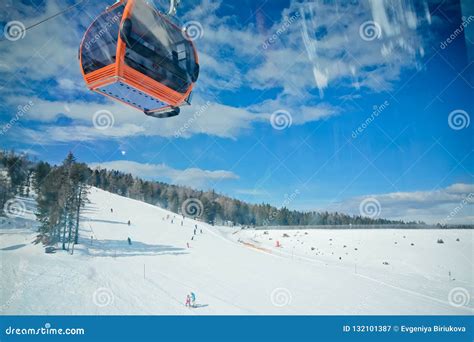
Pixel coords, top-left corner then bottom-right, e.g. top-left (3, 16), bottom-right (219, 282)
top-left (1, 187), bottom-right (473, 315)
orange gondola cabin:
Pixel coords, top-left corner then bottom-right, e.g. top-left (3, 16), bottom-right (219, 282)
top-left (79, 0), bottom-right (199, 118)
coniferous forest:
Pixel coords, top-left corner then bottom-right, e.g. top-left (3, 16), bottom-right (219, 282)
top-left (1, 150), bottom-right (422, 247)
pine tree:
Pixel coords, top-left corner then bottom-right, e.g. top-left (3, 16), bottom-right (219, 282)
top-left (33, 152), bottom-right (90, 249)
top-left (0, 170), bottom-right (13, 215)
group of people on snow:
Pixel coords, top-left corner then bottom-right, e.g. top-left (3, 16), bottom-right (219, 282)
top-left (115, 206), bottom-right (204, 252)
top-left (188, 224), bottom-right (204, 247)
top-left (109, 208), bottom-right (134, 245)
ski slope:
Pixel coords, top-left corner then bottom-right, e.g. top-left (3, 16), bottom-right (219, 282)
top-left (1, 187), bottom-right (473, 315)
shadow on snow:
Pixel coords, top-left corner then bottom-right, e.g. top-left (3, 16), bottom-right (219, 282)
top-left (83, 218), bottom-right (130, 226)
top-left (1, 243), bottom-right (27, 251)
top-left (79, 239), bottom-right (187, 258)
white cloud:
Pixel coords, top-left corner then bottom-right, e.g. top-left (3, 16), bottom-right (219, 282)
top-left (4, 95), bottom-right (257, 143)
top-left (0, 0), bottom-right (434, 142)
top-left (0, 0), bottom-right (85, 82)
top-left (250, 96), bottom-right (339, 125)
top-left (19, 124), bottom-right (146, 144)
top-left (445, 183), bottom-right (474, 194)
top-left (178, 99), bottom-right (255, 139)
top-left (57, 78), bottom-right (83, 92)
top-left (17, 148), bottom-right (40, 156)
top-left (235, 188), bottom-right (267, 196)
top-left (326, 183), bottom-right (474, 224)
top-left (89, 160), bottom-right (239, 188)
top-left (287, 0), bottom-right (428, 95)
top-left (183, 0), bottom-right (432, 127)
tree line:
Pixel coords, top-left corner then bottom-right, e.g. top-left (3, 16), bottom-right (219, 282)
top-left (1, 150), bottom-right (414, 246)
top-left (84, 163), bottom-right (411, 227)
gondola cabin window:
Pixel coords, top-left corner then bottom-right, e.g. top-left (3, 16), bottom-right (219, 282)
top-left (121, 0), bottom-right (197, 94)
top-left (81, 5), bottom-right (124, 74)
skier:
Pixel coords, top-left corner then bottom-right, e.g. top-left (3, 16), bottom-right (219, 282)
top-left (127, 220), bottom-right (131, 226)
top-left (190, 292), bottom-right (196, 307)
top-left (187, 242), bottom-right (190, 248)
top-left (110, 208), bottom-right (113, 213)
top-left (127, 237), bottom-right (132, 245)
top-left (185, 294), bottom-right (191, 307)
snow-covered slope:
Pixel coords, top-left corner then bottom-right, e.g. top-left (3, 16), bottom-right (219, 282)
top-left (1, 188), bottom-right (472, 315)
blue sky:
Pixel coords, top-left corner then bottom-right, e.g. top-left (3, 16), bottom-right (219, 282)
top-left (0, 0), bottom-right (473, 223)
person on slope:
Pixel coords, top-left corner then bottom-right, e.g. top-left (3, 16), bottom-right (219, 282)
top-left (185, 294), bottom-right (191, 307)
top-left (190, 292), bottom-right (196, 307)
top-left (127, 220), bottom-right (131, 226)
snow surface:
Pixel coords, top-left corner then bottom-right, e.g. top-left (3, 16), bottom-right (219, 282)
top-left (1, 187), bottom-right (473, 315)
